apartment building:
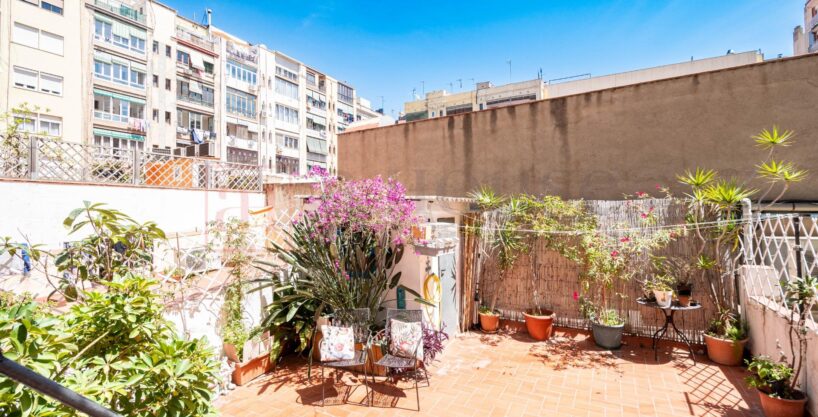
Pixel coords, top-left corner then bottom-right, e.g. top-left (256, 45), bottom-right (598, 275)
top-left (402, 50), bottom-right (762, 121)
top-left (0, 0), bottom-right (81, 141)
top-left (0, 0), bottom-right (357, 181)
top-left (793, 0), bottom-right (818, 55)
top-left (355, 97), bottom-right (380, 121)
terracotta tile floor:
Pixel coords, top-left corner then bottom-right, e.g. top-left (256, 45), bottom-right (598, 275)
top-left (216, 328), bottom-right (761, 417)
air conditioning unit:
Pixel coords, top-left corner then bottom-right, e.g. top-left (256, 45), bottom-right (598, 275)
top-left (173, 146), bottom-right (196, 157)
top-left (198, 142), bottom-right (217, 157)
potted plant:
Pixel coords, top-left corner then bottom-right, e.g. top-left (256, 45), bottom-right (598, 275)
top-left (223, 330), bottom-right (274, 386)
top-left (746, 275), bottom-right (817, 417)
top-left (679, 126), bottom-right (808, 366)
top-left (580, 297), bottom-right (625, 349)
top-left (469, 189), bottom-right (527, 334)
top-left (523, 289), bottom-right (555, 341)
top-left (478, 305), bottom-right (501, 333)
top-left (651, 255), bottom-right (695, 306)
top-left (650, 275), bottom-right (675, 308)
top-left (746, 356), bottom-right (807, 417)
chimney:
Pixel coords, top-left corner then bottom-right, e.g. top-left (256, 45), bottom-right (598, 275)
top-left (206, 8), bottom-right (212, 31)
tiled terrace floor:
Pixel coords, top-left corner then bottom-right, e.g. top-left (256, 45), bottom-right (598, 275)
top-left (216, 328), bottom-right (761, 417)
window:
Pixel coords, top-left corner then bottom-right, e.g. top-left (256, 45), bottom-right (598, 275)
top-left (93, 16), bottom-right (146, 54)
top-left (165, 79), bottom-right (171, 90)
top-left (94, 59), bottom-right (112, 80)
top-left (226, 88), bottom-right (257, 118)
top-left (13, 67), bottom-right (38, 90)
top-left (275, 77), bottom-right (299, 100)
top-left (14, 113), bottom-right (61, 136)
top-left (204, 62), bottom-right (214, 75)
top-left (41, 1), bottom-right (63, 15)
top-left (165, 111), bottom-right (171, 123)
top-left (94, 134), bottom-right (144, 155)
top-left (177, 50), bottom-right (190, 66)
top-left (276, 156), bottom-right (299, 175)
top-left (152, 40), bottom-right (158, 53)
top-left (39, 30), bottom-right (62, 54)
top-left (38, 115), bottom-right (61, 136)
top-left (94, 92), bottom-right (144, 123)
top-left (306, 72), bottom-right (316, 86)
top-left (276, 133), bottom-right (298, 149)
top-left (129, 69), bottom-right (145, 89)
top-left (166, 45), bottom-right (172, 57)
top-left (337, 83), bottom-right (354, 104)
top-left (306, 90), bottom-right (327, 110)
top-left (152, 109), bottom-right (158, 121)
top-left (177, 109), bottom-right (213, 132)
top-left (226, 60), bottom-right (257, 85)
top-left (306, 115), bottom-right (326, 132)
top-left (113, 63), bottom-right (129, 85)
top-left (275, 104), bottom-right (298, 125)
top-left (40, 73), bottom-right (62, 95)
top-left (13, 23), bottom-right (39, 48)
top-left (276, 66), bottom-right (298, 82)
top-left (152, 74), bottom-right (158, 87)
top-left (13, 67), bottom-right (63, 95)
top-left (177, 79), bottom-right (215, 107)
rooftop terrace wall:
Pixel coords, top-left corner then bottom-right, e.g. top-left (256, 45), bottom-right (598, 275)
top-left (339, 54), bottom-right (818, 201)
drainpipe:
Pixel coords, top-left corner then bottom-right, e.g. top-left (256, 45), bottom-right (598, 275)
top-left (206, 9), bottom-right (212, 34)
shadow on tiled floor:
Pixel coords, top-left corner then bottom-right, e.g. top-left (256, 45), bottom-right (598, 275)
top-left (216, 327), bottom-right (763, 417)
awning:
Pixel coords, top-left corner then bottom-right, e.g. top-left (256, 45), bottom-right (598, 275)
top-left (93, 89), bottom-right (146, 105)
top-left (112, 22), bottom-right (131, 38)
top-left (49, 0), bottom-right (63, 7)
top-left (111, 56), bottom-right (130, 66)
top-left (247, 123), bottom-right (259, 133)
top-left (94, 13), bottom-right (113, 24)
top-left (131, 27), bottom-right (147, 41)
top-left (306, 137), bottom-right (327, 154)
top-left (188, 81), bottom-right (202, 94)
top-left (93, 51), bottom-right (112, 64)
top-left (307, 115), bottom-right (327, 125)
top-left (93, 128), bottom-right (145, 142)
top-left (130, 61), bottom-right (146, 72)
top-left (190, 51), bottom-right (205, 70)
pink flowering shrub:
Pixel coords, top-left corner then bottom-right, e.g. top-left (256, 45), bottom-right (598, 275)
top-left (270, 169), bottom-right (422, 324)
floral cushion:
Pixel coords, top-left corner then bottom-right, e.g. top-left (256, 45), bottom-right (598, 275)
top-left (389, 319), bottom-right (423, 361)
top-left (319, 325), bottom-right (355, 362)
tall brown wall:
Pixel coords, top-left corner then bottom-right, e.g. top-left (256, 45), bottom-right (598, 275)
top-left (339, 54), bottom-right (818, 200)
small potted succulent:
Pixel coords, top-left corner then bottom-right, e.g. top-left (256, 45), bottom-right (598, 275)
top-left (746, 356), bottom-right (807, 417)
top-left (478, 305), bottom-right (500, 333)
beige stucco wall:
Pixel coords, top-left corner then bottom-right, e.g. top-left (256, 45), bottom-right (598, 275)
top-left (547, 51), bottom-right (762, 98)
top-left (339, 54), bottom-right (818, 201)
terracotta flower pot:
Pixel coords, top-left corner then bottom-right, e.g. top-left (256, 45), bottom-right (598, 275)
top-left (479, 312), bottom-right (500, 333)
top-left (703, 334), bottom-right (748, 366)
top-left (757, 389), bottom-right (807, 417)
top-left (523, 310), bottom-right (555, 341)
top-left (224, 343), bottom-right (273, 386)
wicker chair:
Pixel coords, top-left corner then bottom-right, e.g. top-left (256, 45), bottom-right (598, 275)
top-left (319, 308), bottom-right (372, 407)
top-left (374, 308), bottom-right (428, 411)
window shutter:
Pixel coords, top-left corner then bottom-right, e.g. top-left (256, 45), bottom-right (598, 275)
top-left (40, 31), bottom-right (63, 54)
top-left (13, 23), bottom-right (39, 48)
top-left (40, 73), bottom-right (63, 95)
top-left (13, 67), bottom-right (38, 90)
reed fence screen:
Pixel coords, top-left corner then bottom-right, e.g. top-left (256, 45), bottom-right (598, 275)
top-left (464, 198), bottom-right (732, 343)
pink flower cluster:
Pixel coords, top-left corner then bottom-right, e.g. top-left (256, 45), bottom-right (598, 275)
top-left (307, 169), bottom-right (417, 244)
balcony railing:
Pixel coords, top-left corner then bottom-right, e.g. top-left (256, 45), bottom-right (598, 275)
top-left (177, 94), bottom-right (214, 108)
top-left (94, 0), bottom-right (146, 24)
top-left (94, 112), bottom-right (147, 132)
top-left (176, 27), bottom-right (216, 52)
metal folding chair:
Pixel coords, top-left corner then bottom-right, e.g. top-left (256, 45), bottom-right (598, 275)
top-left (374, 308), bottom-right (428, 411)
top-left (319, 308), bottom-right (372, 407)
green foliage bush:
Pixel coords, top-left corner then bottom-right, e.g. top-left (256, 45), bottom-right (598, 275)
top-left (0, 275), bottom-right (220, 417)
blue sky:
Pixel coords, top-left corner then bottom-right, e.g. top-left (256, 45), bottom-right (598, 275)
top-left (167, 0), bottom-right (803, 117)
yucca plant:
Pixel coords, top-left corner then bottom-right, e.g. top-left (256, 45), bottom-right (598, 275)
top-left (678, 126), bottom-right (808, 340)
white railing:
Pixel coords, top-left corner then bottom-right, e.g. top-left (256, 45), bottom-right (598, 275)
top-left (0, 135), bottom-right (261, 192)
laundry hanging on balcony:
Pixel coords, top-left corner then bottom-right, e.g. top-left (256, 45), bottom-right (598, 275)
top-left (191, 128), bottom-right (204, 144)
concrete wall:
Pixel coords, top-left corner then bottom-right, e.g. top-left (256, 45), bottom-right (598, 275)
top-left (340, 54), bottom-right (818, 201)
top-left (0, 179), bottom-right (265, 246)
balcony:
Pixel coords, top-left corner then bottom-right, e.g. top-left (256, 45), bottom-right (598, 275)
top-left (176, 27), bottom-right (217, 52)
top-left (175, 126), bottom-right (216, 142)
top-left (810, 13), bottom-right (818, 30)
top-left (227, 136), bottom-right (257, 150)
top-left (94, 0), bottom-right (146, 24)
top-left (93, 112), bottom-right (146, 133)
top-left (177, 93), bottom-right (214, 109)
